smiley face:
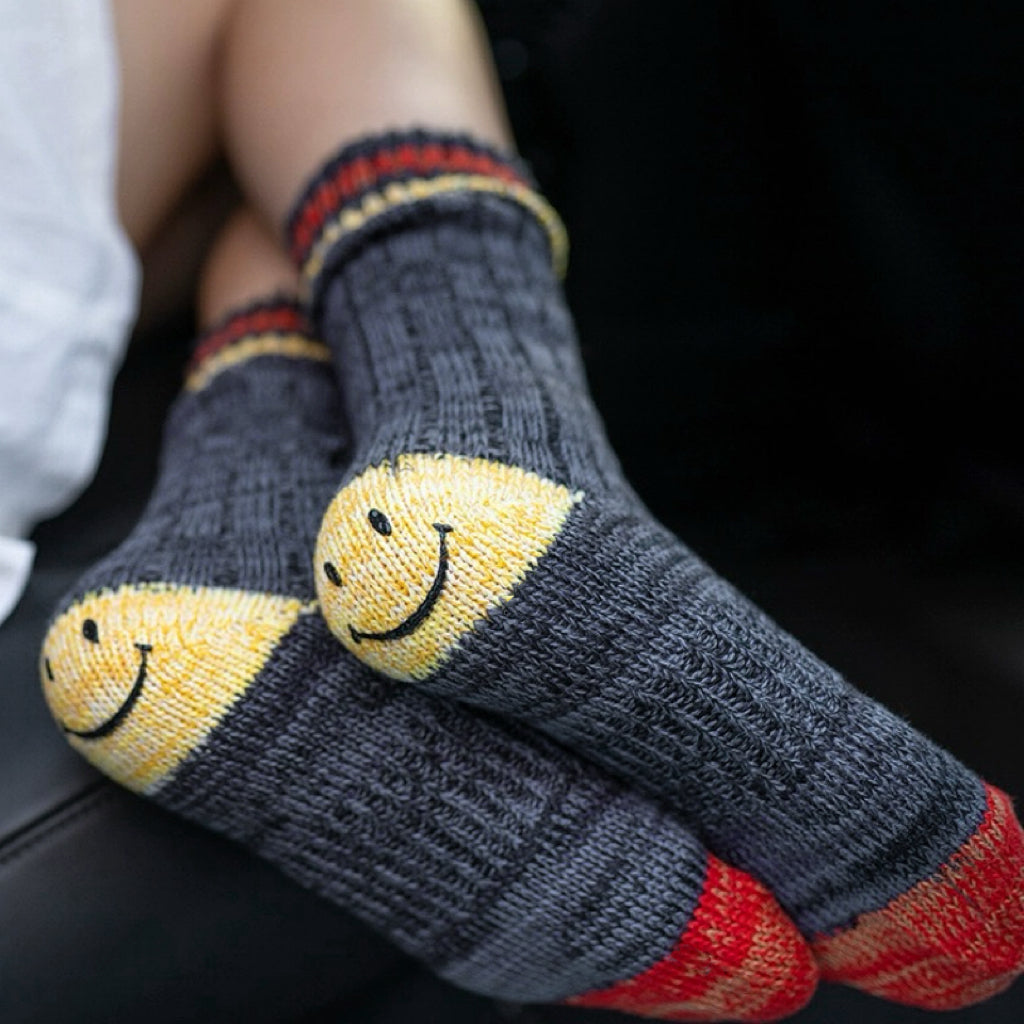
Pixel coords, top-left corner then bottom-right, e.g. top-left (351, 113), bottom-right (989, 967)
top-left (41, 584), bottom-right (311, 793)
top-left (315, 453), bottom-right (582, 681)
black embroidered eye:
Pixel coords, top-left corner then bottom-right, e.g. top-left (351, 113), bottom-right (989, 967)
top-left (368, 509), bottom-right (392, 536)
top-left (323, 562), bottom-right (343, 587)
top-left (82, 619), bottom-right (99, 644)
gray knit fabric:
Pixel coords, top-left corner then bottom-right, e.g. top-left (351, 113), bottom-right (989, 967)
top-left (305, 144), bottom-right (990, 939)
top-left (42, 309), bottom-right (718, 1004)
top-left (159, 612), bottom-right (706, 1001)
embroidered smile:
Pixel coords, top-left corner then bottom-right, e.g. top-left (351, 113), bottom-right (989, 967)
top-left (349, 523), bottom-right (454, 644)
top-left (61, 642), bottom-right (153, 740)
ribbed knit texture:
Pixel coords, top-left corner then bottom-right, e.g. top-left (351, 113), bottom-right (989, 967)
top-left (294, 130), bottom-right (1024, 1011)
top-left (40, 300), bottom-right (817, 1018)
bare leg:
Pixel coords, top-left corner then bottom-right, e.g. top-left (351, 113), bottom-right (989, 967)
top-left (219, 0), bottom-right (513, 227)
top-left (113, 0), bottom-right (509, 266)
top-left (197, 207), bottom-right (299, 327)
top-left (112, 0), bottom-right (234, 250)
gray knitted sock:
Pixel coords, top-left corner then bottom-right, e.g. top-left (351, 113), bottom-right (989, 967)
top-left (292, 131), bottom-right (1024, 1011)
top-left (40, 300), bottom-right (818, 1021)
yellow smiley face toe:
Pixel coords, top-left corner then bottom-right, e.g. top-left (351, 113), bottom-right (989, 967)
top-left (41, 585), bottom-right (310, 793)
top-left (315, 453), bottom-right (582, 681)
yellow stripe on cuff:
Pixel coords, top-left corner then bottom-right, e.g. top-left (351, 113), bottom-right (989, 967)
top-left (300, 173), bottom-right (570, 292)
top-left (185, 334), bottom-right (331, 392)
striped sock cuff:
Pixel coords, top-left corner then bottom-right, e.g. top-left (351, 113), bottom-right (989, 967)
top-left (184, 297), bottom-right (330, 392)
top-left (285, 129), bottom-right (569, 299)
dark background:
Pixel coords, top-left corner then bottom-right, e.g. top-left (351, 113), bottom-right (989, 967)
top-left (482, 0), bottom-right (1024, 790)
top-left (1, 2), bottom-right (1022, 1021)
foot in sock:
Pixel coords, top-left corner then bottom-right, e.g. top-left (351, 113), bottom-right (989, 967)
top-left (41, 299), bottom-right (818, 1021)
top-left (291, 130), bottom-right (1024, 1011)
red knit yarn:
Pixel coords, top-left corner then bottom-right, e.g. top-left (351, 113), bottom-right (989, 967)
top-left (566, 854), bottom-right (818, 1022)
top-left (288, 141), bottom-right (526, 265)
top-left (188, 303), bottom-right (310, 377)
top-left (813, 783), bottom-right (1024, 1009)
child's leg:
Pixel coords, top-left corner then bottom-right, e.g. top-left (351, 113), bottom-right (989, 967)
top-left (217, 0), bottom-right (511, 226)
top-left (111, 0), bottom-right (502, 264)
top-left (111, 0), bottom-right (234, 248)
top-left (196, 207), bottom-right (297, 326)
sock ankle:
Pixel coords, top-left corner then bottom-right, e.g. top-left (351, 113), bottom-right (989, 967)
top-left (41, 298), bottom-right (816, 1019)
top-left (291, 129), bottom-right (1024, 1010)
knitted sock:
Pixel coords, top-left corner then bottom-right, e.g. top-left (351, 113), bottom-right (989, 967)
top-left (41, 300), bottom-right (818, 1021)
top-left (292, 131), bottom-right (1024, 1011)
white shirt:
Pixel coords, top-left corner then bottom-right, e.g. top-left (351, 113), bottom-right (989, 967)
top-left (0, 0), bottom-right (139, 623)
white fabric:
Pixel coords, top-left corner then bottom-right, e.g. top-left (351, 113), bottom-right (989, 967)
top-left (0, 0), bottom-right (139, 624)
top-left (0, 535), bottom-right (34, 624)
